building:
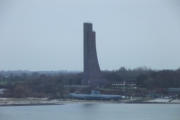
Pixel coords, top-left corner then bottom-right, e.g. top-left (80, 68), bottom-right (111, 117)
top-left (0, 88), bottom-right (6, 95)
top-left (168, 88), bottom-right (180, 95)
top-left (82, 23), bottom-right (107, 88)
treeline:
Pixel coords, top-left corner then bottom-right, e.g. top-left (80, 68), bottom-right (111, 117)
top-left (0, 73), bottom-right (82, 98)
top-left (0, 67), bottom-right (180, 98)
top-left (104, 67), bottom-right (180, 89)
top-left (136, 70), bottom-right (180, 89)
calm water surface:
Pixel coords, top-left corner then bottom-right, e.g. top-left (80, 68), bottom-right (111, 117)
top-left (0, 103), bottom-right (180, 120)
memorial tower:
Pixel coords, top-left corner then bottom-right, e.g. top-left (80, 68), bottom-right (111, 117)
top-left (82, 23), bottom-right (106, 87)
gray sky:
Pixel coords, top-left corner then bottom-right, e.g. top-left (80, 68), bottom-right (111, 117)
top-left (0, 0), bottom-right (180, 71)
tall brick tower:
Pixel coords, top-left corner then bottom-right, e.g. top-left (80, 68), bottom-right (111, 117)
top-left (82, 23), bottom-right (106, 87)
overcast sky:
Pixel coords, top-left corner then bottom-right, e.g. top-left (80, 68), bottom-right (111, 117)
top-left (0, 0), bottom-right (180, 71)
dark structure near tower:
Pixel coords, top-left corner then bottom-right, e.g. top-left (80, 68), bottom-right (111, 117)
top-left (82, 23), bottom-right (106, 87)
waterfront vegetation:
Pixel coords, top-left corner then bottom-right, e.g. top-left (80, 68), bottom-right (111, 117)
top-left (0, 67), bottom-right (180, 99)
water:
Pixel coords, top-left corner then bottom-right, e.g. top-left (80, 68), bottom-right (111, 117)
top-left (0, 103), bottom-right (180, 120)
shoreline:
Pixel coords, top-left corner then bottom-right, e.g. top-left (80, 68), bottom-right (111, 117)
top-left (0, 103), bottom-right (62, 107)
top-left (0, 98), bottom-right (180, 106)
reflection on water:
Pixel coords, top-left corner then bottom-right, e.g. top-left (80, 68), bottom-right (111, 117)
top-left (81, 103), bottom-right (97, 108)
top-left (0, 104), bottom-right (180, 120)
top-left (80, 103), bottom-right (101, 120)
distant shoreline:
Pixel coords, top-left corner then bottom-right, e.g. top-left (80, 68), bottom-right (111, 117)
top-left (0, 98), bottom-right (180, 106)
top-left (0, 103), bottom-right (62, 107)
